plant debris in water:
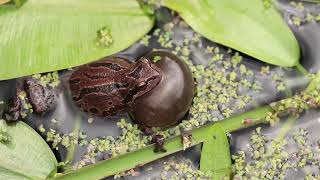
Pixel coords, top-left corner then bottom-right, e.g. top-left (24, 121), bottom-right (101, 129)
top-left (233, 127), bottom-right (320, 179)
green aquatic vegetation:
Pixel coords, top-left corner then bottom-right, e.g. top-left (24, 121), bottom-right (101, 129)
top-left (291, 15), bottom-right (303, 26)
top-left (152, 55), bottom-right (162, 62)
top-left (271, 72), bottom-right (288, 92)
top-left (160, 158), bottom-right (212, 180)
top-left (290, 1), bottom-right (305, 11)
top-left (233, 127), bottom-right (320, 179)
top-left (74, 119), bottom-right (152, 169)
top-left (45, 128), bottom-right (86, 150)
top-left (267, 88), bottom-right (320, 124)
top-left (0, 120), bottom-right (57, 179)
top-left (140, 35), bottom-right (151, 46)
top-left (287, 1), bottom-right (320, 27)
top-left (32, 72), bottom-right (60, 88)
top-left (316, 13), bottom-right (320, 21)
top-left (16, 90), bottom-right (33, 118)
top-left (96, 27), bottom-right (113, 47)
top-left (260, 66), bottom-right (271, 75)
top-left (262, 0), bottom-right (273, 9)
top-left (0, 125), bottom-right (10, 144)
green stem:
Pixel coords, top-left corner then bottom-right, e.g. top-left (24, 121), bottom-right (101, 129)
top-left (64, 115), bottom-right (81, 164)
top-left (306, 72), bottom-right (320, 92)
top-left (274, 116), bottom-right (297, 141)
top-left (295, 63), bottom-right (309, 77)
top-left (50, 73), bottom-right (320, 180)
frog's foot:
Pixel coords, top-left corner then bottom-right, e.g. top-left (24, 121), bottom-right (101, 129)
top-left (140, 126), bottom-right (167, 153)
top-left (151, 134), bottom-right (167, 153)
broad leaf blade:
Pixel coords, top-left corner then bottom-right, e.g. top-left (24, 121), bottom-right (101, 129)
top-left (163, 0), bottom-right (300, 67)
top-left (0, 0), bottom-right (154, 80)
top-left (200, 123), bottom-right (231, 180)
top-left (0, 120), bottom-right (57, 179)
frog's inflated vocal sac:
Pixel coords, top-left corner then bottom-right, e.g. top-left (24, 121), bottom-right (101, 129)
top-left (69, 57), bottom-right (162, 117)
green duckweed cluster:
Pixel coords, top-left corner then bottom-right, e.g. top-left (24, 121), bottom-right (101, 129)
top-left (288, 1), bottom-right (320, 27)
top-left (159, 158), bottom-right (212, 180)
top-left (0, 120), bottom-right (10, 144)
top-left (266, 88), bottom-right (320, 126)
top-left (96, 27), bottom-right (113, 47)
top-left (32, 71), bottom-right (60, 88)
top-left (44, 127), bottom-right (87, 150)
top-left (233, 127), bottom-right (320, 179)
top-left (262, 0), bottom-right (272, 9)
top-left (74, 119), bottom-right (152, 169)
top-left (17, 90), bottom-right (33, 118)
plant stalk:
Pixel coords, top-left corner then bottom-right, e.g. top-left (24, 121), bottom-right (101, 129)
top-left (295, 63), bottom-right (309, 77)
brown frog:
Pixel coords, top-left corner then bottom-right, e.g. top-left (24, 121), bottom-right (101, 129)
top-left (69, 56), bottom-right (162, 117)
top-left (5, 78), bottom-right (58, 121)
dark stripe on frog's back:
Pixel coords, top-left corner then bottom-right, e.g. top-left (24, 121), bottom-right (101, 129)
top-left (73, 83), bottom-right (130, 102)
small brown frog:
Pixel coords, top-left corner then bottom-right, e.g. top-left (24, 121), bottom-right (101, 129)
top-left (5, 78), bottom-right (58, 121)
top-left (69, 56), bottom-right (162, 117)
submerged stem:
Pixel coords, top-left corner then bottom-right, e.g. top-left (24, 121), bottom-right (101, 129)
top-left (64, 115), bottom-right (81, 164)
top-left (295, 63), bottom-right (309, 77)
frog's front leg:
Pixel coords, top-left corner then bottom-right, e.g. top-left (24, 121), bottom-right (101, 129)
top-left (141, 127), bottom-right (167, 153)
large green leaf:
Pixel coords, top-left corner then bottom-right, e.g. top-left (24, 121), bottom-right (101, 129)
top-left (200, 123), bottom-right (232, 180)
top-left (0, 120), bottom-right (57, 180)
top-left (163, 0), bottom-right (300, 67)
top-left (0, 0), bottom-right (154, 80)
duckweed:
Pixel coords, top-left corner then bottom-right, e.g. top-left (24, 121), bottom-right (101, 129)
top-left (233, 127), bottom-right (320, 179)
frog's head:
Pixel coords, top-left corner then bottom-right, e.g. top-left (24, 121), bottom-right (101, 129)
top-left (126, 57), bottom-right (162, 98)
